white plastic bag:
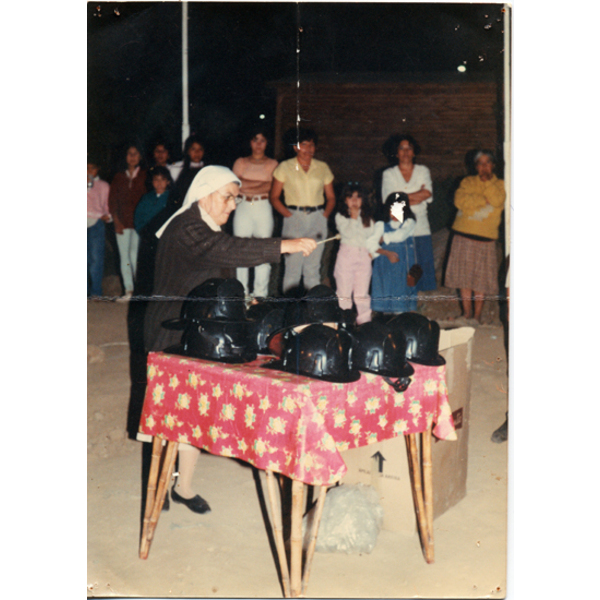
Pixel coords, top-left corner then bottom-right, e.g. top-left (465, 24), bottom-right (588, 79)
top-left (303, 483), bottom-right (383, 554)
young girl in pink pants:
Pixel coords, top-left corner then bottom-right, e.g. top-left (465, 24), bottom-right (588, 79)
top-left (333, 184), bottom-right (378, 325)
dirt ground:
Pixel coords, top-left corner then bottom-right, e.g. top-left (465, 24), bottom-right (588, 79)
top-left (87, 285), bottom-right (508, 599)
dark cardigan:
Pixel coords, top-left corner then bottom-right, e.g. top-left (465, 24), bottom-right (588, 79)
top-left (168, 166), bottom-right (202, 212)
top-left (144, 204), bottom-right (282, 352)
top-left (108, 169), bottom-right (147, 229)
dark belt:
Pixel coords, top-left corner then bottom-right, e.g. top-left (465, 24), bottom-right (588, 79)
top-left (287, 205), bottom-right (324, 213)
top-left (239, 194), bottom-right (269, 202)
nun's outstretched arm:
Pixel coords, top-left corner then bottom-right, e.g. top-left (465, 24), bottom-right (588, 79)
top-left (281, 238), bottom-right (317, 257)
top-left (174, 224), bottom-right (281, 269)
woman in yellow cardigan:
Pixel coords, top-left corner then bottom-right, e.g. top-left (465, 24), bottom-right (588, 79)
top-left (445, 150), bottom-right (506, 324)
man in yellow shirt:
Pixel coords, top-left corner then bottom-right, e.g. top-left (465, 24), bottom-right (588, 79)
top-left (270, 128), bottom-right (336, 293)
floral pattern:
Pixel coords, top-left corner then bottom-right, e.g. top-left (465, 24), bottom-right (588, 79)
top-left (139, 353), bottom-right (457, 486)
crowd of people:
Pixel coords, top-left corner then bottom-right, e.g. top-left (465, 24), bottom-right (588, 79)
top-left (88, 127), bottom-right (506, 328)
top-left (88, 127), bottom-right (509, 513)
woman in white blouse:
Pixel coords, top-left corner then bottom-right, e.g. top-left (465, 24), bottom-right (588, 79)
top-left (381, 134), bottom-right (437, 291)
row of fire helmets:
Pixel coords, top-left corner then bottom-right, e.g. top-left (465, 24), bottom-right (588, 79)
top-left (160, 281), bottom-right (349, 364)
top-left (161, 278), bottom-right (258, 363)
top-left (262, 309), bottom-right (445, 388)
top-left (262, 319), bottom-right (417, 388)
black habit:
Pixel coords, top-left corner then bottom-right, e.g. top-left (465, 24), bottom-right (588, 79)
top-left (144, 203), bottom-right (281, 352)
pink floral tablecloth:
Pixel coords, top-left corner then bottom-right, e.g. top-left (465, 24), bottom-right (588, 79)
top-left (139, 352), bottom-right (457, 486)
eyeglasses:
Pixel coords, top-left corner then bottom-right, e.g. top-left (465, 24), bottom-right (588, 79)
top-left (216, 191), bottom-right (243, 205)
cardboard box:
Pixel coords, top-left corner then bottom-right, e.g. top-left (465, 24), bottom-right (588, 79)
top-left (340, 326), bottom-right (475, 534)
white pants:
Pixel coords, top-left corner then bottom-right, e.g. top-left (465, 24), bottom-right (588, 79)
top-left (232, 199), bottom-right (274, 298)
top-left (116, 228), bottom-right (139, 293)
top-left (282, 209), bottom-right (327, 293)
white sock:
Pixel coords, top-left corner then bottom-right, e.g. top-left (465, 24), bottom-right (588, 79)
top-left (174, 445), bottom-right (200, 499)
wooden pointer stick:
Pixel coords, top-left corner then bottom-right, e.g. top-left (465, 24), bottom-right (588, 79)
top-left (316, 233), bottom-right (341, 245)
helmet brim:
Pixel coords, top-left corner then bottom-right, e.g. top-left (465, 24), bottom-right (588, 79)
top-left (163, 343), bottom-right (257, 364)
top-left (161, 315), bottom-right (251, 331)
top-left (208, 353), bottom-right (257, 364)
top-left (262, 359), bottom-right (361, 383)
top-left (161, 318), bottom-right (189, 331)
top-left (408, 354), bottom-right (446, 367)
top-left (359, 360), bottom-right (415, 379)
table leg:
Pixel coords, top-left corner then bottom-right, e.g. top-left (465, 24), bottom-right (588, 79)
top-left (405, 432), bottom-right (434, 563)
top-left (140, 436), bottom-right (163, 558)
top-left (266, 470), bottom-right (328, 598)
top-left (139, 439), bottom-right (178, 560)
top-left (422, 427), bottom-right (434, 554)
top-left (264, 474), bottom-right (328, 598)
top-left (301, 484), bottom-right (328, 595)
top-left (290, 479), bottom-right (305, 597)
top-left (265, 470), bottom-right (291, 598)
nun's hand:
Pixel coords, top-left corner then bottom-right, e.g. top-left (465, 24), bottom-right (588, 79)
top-left (281, 238), bottom-right (318, 256)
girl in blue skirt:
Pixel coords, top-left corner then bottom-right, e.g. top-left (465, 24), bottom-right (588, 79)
top-left (371, 192), bottom-right (418, 315)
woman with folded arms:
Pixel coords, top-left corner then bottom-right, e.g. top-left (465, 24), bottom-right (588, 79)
top-left (232, 126), bottom-right (279, 300)
top-left (445, 150), bottom-right (506, 324)
top-left (381, 134), bottom-right (437, 292)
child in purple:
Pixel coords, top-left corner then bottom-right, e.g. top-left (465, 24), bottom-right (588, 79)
top-left (333, 183), bottom-right (378, 324)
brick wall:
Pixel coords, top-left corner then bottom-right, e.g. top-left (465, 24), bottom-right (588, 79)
top-left (271, 75), bottom-right (501, 191)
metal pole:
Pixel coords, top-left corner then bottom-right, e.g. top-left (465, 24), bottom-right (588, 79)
top-left (182, 2), bottom-right (190, 149)
top-left (503, 4), bottom-right (511, 256)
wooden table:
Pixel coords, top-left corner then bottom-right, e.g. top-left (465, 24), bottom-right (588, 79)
top-left (138, 352), bottom-right (457, 597)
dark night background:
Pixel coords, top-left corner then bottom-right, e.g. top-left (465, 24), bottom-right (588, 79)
top-left (5, 5), bottom-right (596, 595)
top-left (88, 1), bottom-right (507, 176)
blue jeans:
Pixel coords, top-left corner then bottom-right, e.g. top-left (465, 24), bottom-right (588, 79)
top-left (87, 220), bottom-right (105, 297)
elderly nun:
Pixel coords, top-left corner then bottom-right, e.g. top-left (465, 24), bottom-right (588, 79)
top-left (142, 165), bottom-right (316, 514)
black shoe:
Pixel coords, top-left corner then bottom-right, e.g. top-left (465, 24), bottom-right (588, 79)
top-left (162, 491), bottom-right (170, 512)
top-left (171, 486), bottom-right (211, 514)
top-left (491, 418), bottom-right (508, 443)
